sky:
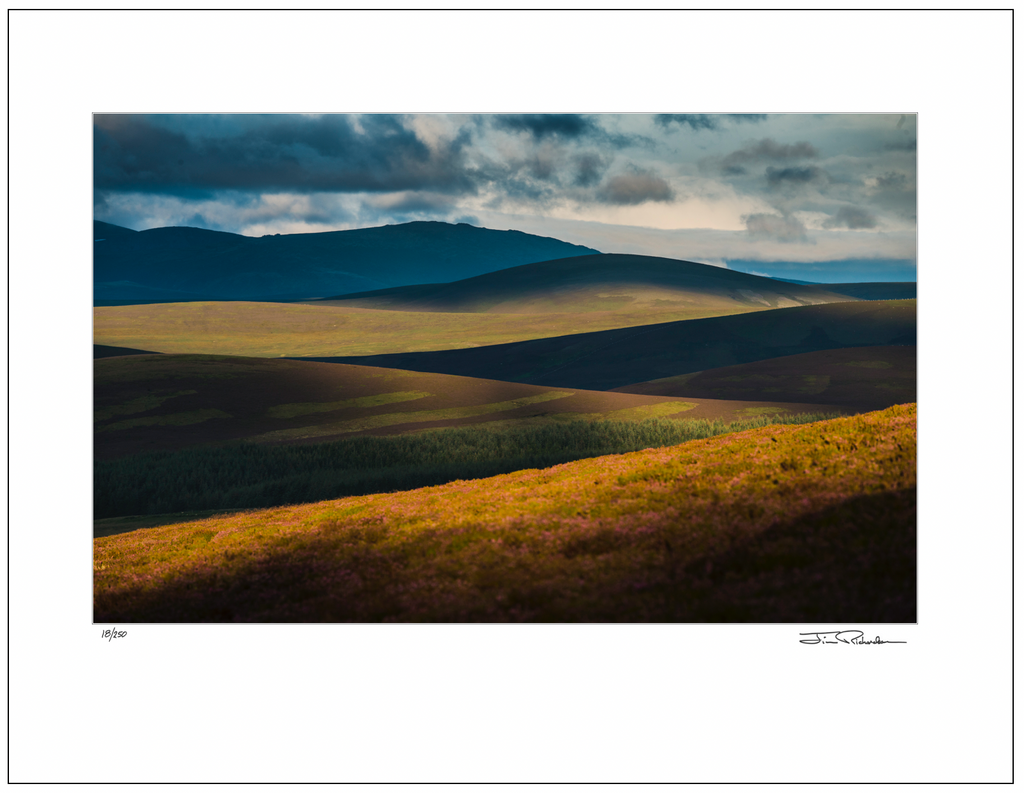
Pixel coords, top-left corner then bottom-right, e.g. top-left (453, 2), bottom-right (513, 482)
top-left (94, 113), bottom-right (917, 281)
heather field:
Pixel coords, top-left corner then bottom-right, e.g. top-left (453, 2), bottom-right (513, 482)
top-left (93, 404), bottom-right (916, 623)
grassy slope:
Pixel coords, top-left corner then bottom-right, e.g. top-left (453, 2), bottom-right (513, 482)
top-left (95, 354), bottom-right (837, 459)
top-left (315, 300), bottom-right (917, 391)
top-left (307, 253), bottom-right (858, 314)
top-left (94, 404), bottom-right (916, 623)
top-left (93, 300), bottom-right (765, 357)
top-left (612, 346), bottom-right (916, 411)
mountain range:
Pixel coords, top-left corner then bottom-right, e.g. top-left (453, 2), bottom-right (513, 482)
top-left (94, 220), bottom-right (598, 303)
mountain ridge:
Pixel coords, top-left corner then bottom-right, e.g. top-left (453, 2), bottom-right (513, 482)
top-left (93, 220), bottom-right (600, 302)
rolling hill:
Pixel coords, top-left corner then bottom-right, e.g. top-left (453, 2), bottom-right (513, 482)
top-left (305, 299), bottom-right (917, 391)
top-left (92, 258), bottom-right (867, 358)
top-left (94, 353), bottom-right (837, 460)
top-left (93, 299), bottom-right (763, 358)
top-left (94, 220), bottom-right (598, 303)
top-left (611, 346), bottom-right (916, 412)
top-left (93, 404), bottom-right (917, 623)
top-left (307, 253), bottom-right (859, 314)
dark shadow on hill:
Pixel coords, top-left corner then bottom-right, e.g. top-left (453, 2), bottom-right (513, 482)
top-left (612, 346), bottom-right (916, 411)
top-left (657, 487), bottom-right (916, 623)
top-left (822, 282), bottom-right (917, 301)
top-left (94, 344), bottom-right (162, 358)
top-left (299, 300), bottom-right (917, 391)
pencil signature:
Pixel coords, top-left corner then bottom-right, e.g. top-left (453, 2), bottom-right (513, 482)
top-left (799, 630), bottom-right (906, 645)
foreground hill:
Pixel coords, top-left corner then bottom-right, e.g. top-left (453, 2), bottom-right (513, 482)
top-left (612, 346), bottom-right (916, 412)
top-left (94, 220), bottom-right (598, 302)
top-left (309, 253), bottom-right (858, 315)
top-left (93, 404), bottom-right (916, 623)
top-left (94, 354), bottom-right (835, 460)
top-left (310, 300), bottom-right (917, 391)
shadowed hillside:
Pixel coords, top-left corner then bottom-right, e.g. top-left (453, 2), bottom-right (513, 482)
top-left (94, 353), bottom-right (836, 460)
top-left (611, 346), bottom-right (916, 412)
top-left (94, 220), bottom-right (598, 302)
top-left (816, 282), bottom-right (917, 301)
top-left (304, 300), bottom-right (917, 391)
top-left (308, 253), bottom-right (859, 314)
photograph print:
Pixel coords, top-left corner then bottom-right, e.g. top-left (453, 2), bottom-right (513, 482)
top-left (92, 112), bottom-right (917, 623)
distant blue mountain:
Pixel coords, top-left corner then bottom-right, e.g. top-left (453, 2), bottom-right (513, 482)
top-left (94, 220), bottom-right (599, 303)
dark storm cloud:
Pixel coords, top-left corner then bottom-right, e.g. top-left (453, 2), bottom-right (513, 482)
top-left (491, 114), bottom-right (642, 150)
top-left (823, 205), bottom-right (878, 230)
top-left (596, 168), bottom-right (674, 205)
top-left (493, 114), bottom-right (597, 140)
top-left (765, 165), bottom-right (830, 189)
top-left (655, 114), bottom-right (767, 130)
top-left (94, 114), bottom-right (479, 196)
top-left (720, 138), bottom-right (819, 171)
top-left (742, 213), bottom-right (808, 242)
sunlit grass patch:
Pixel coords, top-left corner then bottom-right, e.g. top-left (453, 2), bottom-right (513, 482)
top-left (94, 390), bottom-right (197, 422)
top-left (799, 375), bottom-right (830, 394)
top-left (99, 408), bottom-right (232, 432)
top-left (593, 402), bottom-right (697, 421)
top-left (250, 391), bottom-right (575, 441)
top-left (266, 390), bottom-right (432, 419)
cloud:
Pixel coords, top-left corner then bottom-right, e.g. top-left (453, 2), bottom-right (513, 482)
top-left (655, 114), bottom-right (767, 131)
top-left (742, 212), bottom-right (809, 242)
top-left (370, 191), bottom-right (456, 214)
top-left (885, 138), bottom-right (917, 151)
top-left (822, 205), bottom-right (878, 230)
top-left (719, 138), bottom-right (819, 172)
top-left (765, 165), bottom-right (830, 189)
top-left (493, 114), bottom-right (597, 140)
top-left (572, 152), bottom-right (608, 187)
top-left (868, 171), bottom-right (910, 190)
top-left (94, 113), bottom-right (478, 197)
top-left (596, 169), bottom-right (674, 205)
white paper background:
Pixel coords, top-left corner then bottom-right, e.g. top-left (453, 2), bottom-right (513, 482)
top-left (7, 6), bottom-right (1014, 784)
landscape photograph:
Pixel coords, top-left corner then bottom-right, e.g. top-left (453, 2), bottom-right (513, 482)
top-left (92, 112), bottom-right (917, 623)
